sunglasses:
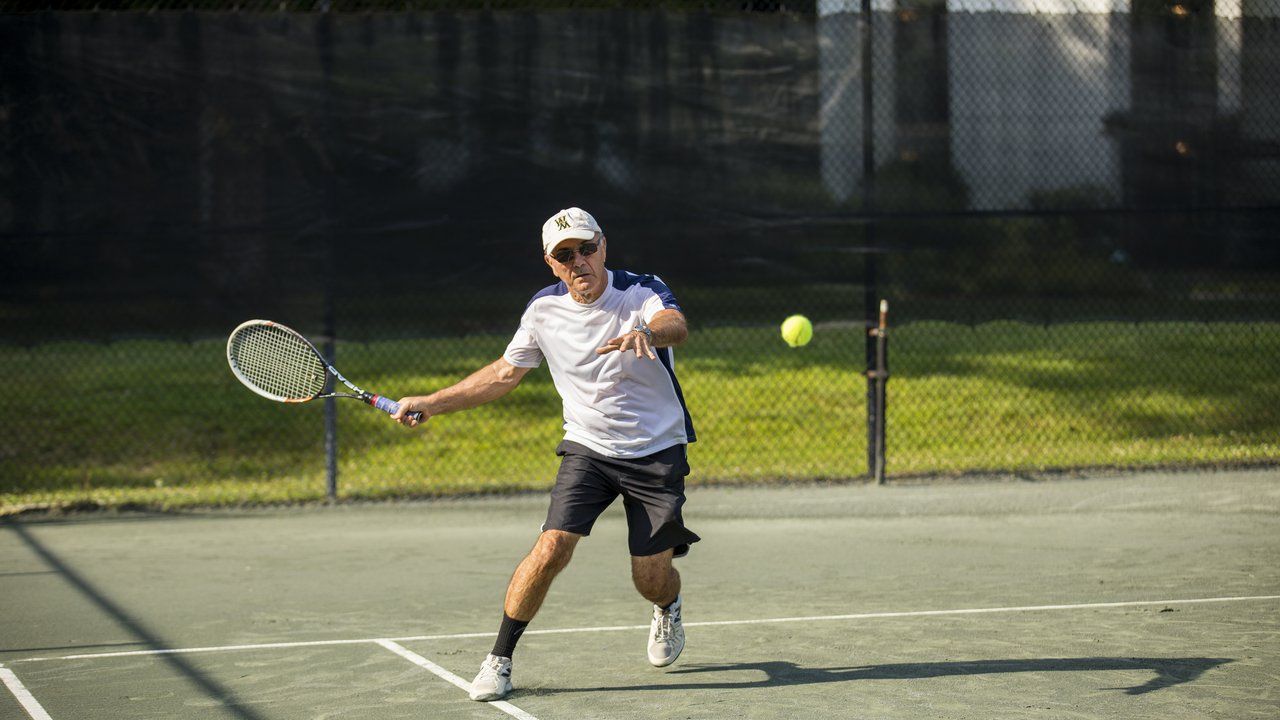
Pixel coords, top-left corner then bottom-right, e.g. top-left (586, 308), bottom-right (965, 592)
top-left (550, 241), bottom-right (600, 265)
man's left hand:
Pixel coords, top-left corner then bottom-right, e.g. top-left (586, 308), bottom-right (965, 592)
top-left (597, 329), bottom-right (657, 360)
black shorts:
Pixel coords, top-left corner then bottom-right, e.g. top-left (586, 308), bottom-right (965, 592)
top-left (543, 440), bottom-right (701, 558)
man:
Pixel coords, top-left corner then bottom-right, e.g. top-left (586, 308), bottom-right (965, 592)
top-left (391, 207), bottom-right (700, 702)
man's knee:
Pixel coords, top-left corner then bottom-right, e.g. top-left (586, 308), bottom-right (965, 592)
top-left (631, 550), bottom-right (677, 597)
top-left (529, 529), bottom-right (579, 573)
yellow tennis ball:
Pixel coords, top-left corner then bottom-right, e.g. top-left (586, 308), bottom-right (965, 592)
top-left (780, 314), bottom-right (813, 347)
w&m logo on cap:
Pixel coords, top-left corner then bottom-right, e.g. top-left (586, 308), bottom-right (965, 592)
top-left (542, 207), bottom-right (603, 254)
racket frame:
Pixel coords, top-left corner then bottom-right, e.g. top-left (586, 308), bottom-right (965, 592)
top-left (227, 319), bottom-right (420, 420)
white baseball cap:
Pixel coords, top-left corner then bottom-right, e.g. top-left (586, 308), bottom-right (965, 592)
top-left (541, 207), bottom-right (602, 255)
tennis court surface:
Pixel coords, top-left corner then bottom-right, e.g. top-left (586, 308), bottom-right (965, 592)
top-left (3, 468), bottom-right (1277, 719)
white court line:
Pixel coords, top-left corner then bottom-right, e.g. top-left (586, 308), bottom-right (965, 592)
top-left (670, 594), bottom-right (1280, 629)
top-left (375, 640), bottom-right (540, 720)
top-left (0, 665), bottom-right (54, 720)
top-left (13, 593), bottom-right (1280, 664)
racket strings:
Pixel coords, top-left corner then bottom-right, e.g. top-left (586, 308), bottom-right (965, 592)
top-left (229, 324), bottom-right (327, 401)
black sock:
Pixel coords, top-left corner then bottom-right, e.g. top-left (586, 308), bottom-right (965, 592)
top-left (491, 614), bottom-right (529, 659)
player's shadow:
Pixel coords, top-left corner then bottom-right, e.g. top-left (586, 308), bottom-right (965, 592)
top-left (546, 657), bottom-right (1231, 696)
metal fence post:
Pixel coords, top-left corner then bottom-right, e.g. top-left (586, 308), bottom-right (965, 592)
top-left (870, 300), bottom-right (889, 484)
top-left (860, 0), bottom-right (881, 482)
top-left (323, 299), bottom-right (338, 502)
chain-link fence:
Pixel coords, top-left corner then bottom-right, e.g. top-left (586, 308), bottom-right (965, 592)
top-left (2, 0), bottom-right (1277, 508)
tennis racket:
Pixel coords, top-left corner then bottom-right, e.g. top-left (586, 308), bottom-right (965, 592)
top-left (226, 319), bottom-right (421, 421)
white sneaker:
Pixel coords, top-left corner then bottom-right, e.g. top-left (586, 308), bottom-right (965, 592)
top-left (469, 654), bottom-right (513, 701)
top-left (648, 594), bottom-right (685, 667)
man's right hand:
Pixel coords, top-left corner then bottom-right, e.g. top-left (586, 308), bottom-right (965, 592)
top-left (391, 399), bottom-right (430, 427)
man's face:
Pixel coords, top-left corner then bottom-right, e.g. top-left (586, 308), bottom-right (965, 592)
top-left (545, 234), bottom-right (607, 303)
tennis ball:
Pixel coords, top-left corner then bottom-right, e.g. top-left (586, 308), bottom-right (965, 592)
top-left (780, 314), bottom-right (813, 348)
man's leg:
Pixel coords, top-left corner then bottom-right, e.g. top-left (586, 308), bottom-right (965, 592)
top-left (507, 529), bottom-right (581, 620)
top-left (470, 530), bottom-right (580, 702)
top-left (631, 548), bottom-right (679, 606)
top-left (632, 549), bottom-right (685, 668)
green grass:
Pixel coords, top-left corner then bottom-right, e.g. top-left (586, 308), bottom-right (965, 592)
top-left (2, 321), bottom-right (1277, 513)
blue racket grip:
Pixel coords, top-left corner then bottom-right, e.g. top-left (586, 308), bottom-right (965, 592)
top-left (372, 395), bottom-right (423, 421)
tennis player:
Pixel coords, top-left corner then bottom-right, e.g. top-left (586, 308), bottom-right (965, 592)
top-left (391, 207), bottom-right (700, 701)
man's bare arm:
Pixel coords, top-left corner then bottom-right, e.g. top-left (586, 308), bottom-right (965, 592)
top-left (596, 308), bottom-right (688, 360)
top-left (392, 357), bottom-right (530, 427)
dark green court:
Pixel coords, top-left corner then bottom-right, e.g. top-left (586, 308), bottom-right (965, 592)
top-left (3, 469), bottom-right (1278, 719)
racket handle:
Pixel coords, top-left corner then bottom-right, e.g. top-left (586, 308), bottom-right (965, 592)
top-left (372, 395), bottom-right (423, 422)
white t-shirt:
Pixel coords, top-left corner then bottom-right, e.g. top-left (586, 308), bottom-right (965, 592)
top-left (503, 270), bottom-right (696, 458)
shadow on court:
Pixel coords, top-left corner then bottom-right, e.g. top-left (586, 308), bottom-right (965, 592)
top-left (546, 657), bottom-right (1233, 697)
top-left (3, 519), bottom-right (270, 720)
